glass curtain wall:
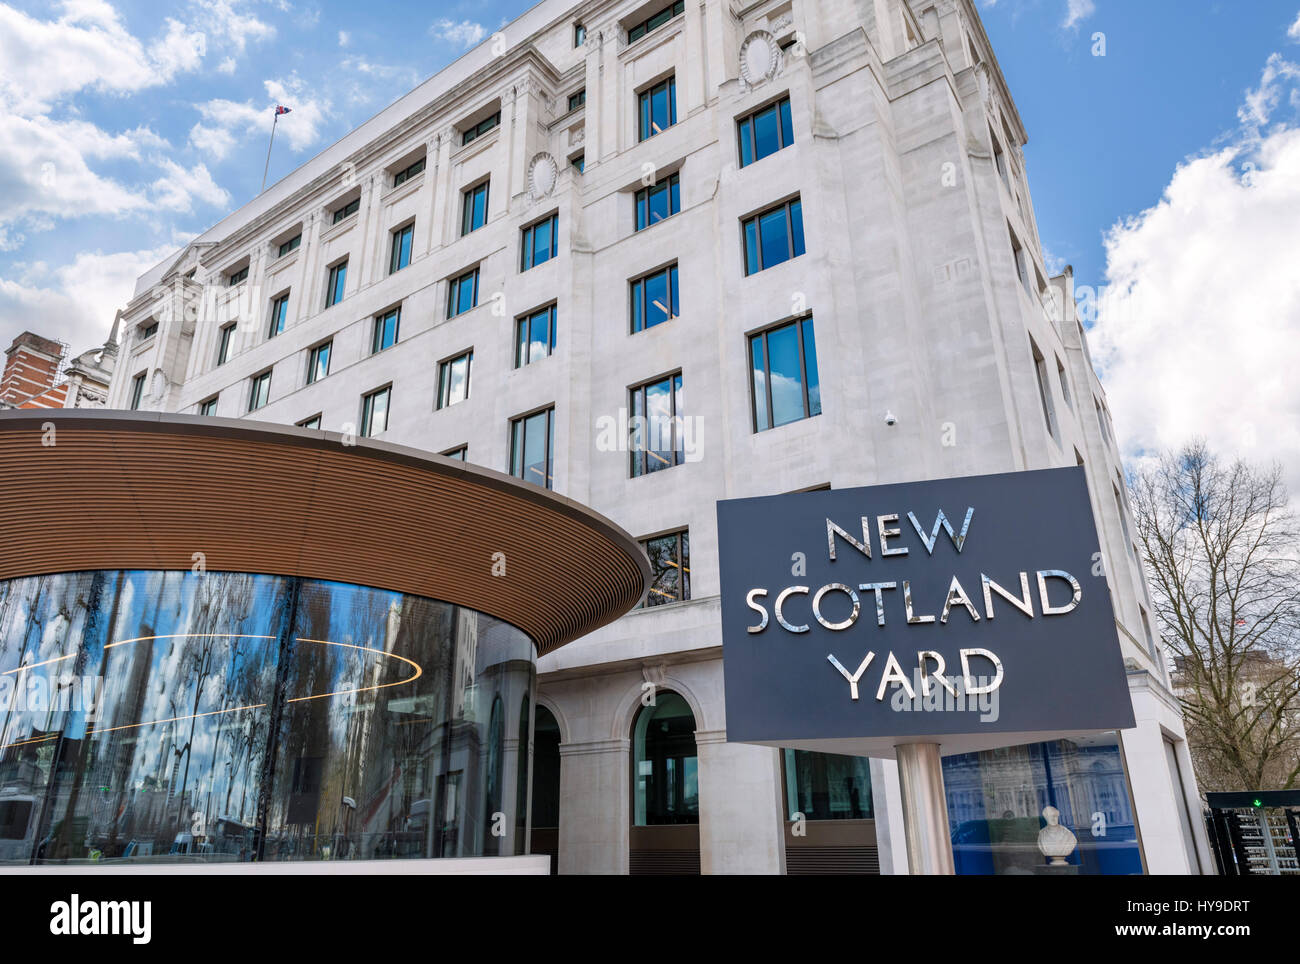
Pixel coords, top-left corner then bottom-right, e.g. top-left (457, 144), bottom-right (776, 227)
top-left (0, 570), bottom-right (534, 865)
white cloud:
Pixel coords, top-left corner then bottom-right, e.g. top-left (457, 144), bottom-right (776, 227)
top-left (149, 159), bottom-right (230, 212)
top-left (430, 18), bottom-right (486, 48)
top-left (189, 75), bottom-right (329, 161)
top-left (1288, 11), bottom-right (1300, 42)
top-left (0, 1), bottom-right (207, 112)
top-left (1090, 129), bottom-right (1300, 496)
top-left (1062, 0), bottom-right (1096, 30)
top-left (193, 0), bottom-right (274, 55)
top-left (338, 29), bottom-right (350, 47)
top-left (0, 244), bottom-right (178, 353)
top-left (1239, 52), bottom-right (1300, 128)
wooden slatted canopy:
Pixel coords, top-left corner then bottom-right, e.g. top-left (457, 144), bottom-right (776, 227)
top-left (0, 410), bottom-right (649, 654)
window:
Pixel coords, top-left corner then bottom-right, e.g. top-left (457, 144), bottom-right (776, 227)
top-left (630, 263), bottom-right (679, 333)
top-left (227, 265), bottom-right (248, 286)
top-left (1056, 354), bottom-right (1072, 409)
top-left (509, 407), bottom-right (555, 490)
top-left (637, 77), bottom-right (677, 141)
top-left (392, 157), bottom-right (425, 186)
top-left (307, 340), bottom-right (331, 384)
top-left (628, 0), bottom-right (684, 43)
top-left (139, 321), bottom-right (158, 340)
top-left (630, 372), bottom-right (685, 477)
top-left (437, 351), bottom-right (472, 409)
top-left (217, 323), bottom-right (235, 365)
top-left (635, 172), bottom-right (680, 230)
top-left (325, 260), bottom-right (348, 308)
top-left (332, 198), bottom-right (360, 224)
top-left (248, 370), bottom-right (272, 411)
top-left (361, 386), bottom-right (391, 437)
top-left (571, 154), bottom-right (585, 173)
top-left (268, 293), bottom-right (289, 338)
top-left (389, 223), bottom-right (414, 274)
top-left (783, 750), bottom-right (873, 820)
top-left (461, 181), bottom-right (489, 235)
top-left (574, 22), bottom-right (586, 47)
top-left (447, 267), bottom-right (479, 318)
top-left (461, 112), bottom-right (500, 146)
top-left (520, 214), bottom-right (558, 271)
top-left (750, 316), bottom-right (821, 431)
top-left (1114, 482), bottom-right (1135, 558)
top-left (632, 691), bottom-right (698, 826)
top-left (567, 89), bottom-right (586, 111)
top-left (515, 304), bottom-right (556, 367)
top-left (640, 530), bottom-right (689, 606)
top-left (278, 234), bottom-right (301, 257)
top-left (372, 308), bottom-right (400, 353)
top-left (1030, 337), bottom-right (1056, 439)
top-left (1011, 231), bottom-right (1034, 300)
top-left (1096, 397), bottom-right (1113, 448)
top-left (129, 372), bottom-right (145, 410)
top-left (738, 96), bottom-right (794, 167)
top-left (743, 197), bottom-right (805, 274)
top-left (198, 396), bottom-right (218, 417)
top-left (298, 414), bottom-right (322, 430)
top-left (442, 445), bottom-right (467, 461)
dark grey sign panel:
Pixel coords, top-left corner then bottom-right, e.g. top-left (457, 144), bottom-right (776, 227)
top-left (717, 466), bottom-right (1135, 758)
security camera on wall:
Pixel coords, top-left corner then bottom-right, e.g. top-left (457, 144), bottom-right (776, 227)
top-left (885, 411), bottom-right (897, 426)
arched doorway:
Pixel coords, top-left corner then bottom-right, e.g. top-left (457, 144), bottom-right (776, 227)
top-left (529, 705), bottom-right (561, 873)
top-left (630, 691), bottom-right (700, 874)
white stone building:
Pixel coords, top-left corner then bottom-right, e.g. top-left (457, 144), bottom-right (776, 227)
top-left (103, 0), bottom-right (1210, 874)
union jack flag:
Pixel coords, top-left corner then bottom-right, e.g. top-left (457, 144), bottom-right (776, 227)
top-left (275, 105), bottom-right (292, 116)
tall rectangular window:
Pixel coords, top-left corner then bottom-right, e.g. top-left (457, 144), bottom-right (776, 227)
top-left (129, 372), bottom-right (146, 410)
top-left (515, 304), bottom-right (556, 367)
top-left (437, 351), bottom-right (472, 409)
top-left (635, 173), bottom-right (680, 230)
top-left (637, 76), bottom-right (677, 141)
top-left (361, 386), bottom-right (391, 437)
top-left (461, 112), bottom-right (500, 146)
top-left (372, 308), bottom-right (400, 353)
top-left (198, 396), bottom-right (218, 416)
top-left (738, 96), bottom-right (794, 167)
top-left (574, 22), bottom-right (586, 47)
top-left (567, 89), bottom-right (586, 111)
top-left (640, 530), bottom-right (690, 607)
top-left (521, 214), bottom-right (558, 271)
top-left (217, 323), bottom-right (235, 365)
top-left (630, 263), bottom-right (679, 333)
top-left (268, 293), bottom-right (289, 338)
top-left (325, 259), bottom-right (347, 308)
top-left (510, 407), bottom-right (555, 490)
top-left (1030, 337), bottom-right (1056, 439)
top-left (389, 223), bottom-right (414, 274)
top-left (750, 316), bottom-right (821, 431)
top-left (447, 267), bottom-right (479, 318)
top-left (1056, 354), bottom-right (1072, 410)
top-left (462, 181), bottom-right (489, 235)
top-left (248, 371), bottom-right (272, 412)
top-left (630, 372), bottom-right (685, 477)
top-left (628, 1), bottom-right (684, 43)
top-left (332, 198), bottom-right (360, 224)
top-left (743, 197), bottom-right (805, 275)
top-left (307, 340), bottom-right (331, 384)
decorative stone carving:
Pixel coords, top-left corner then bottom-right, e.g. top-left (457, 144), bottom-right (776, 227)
top-left (739, 30), bottom-right (782, 86)
top-left (1036, 806), bottom-right (1078, 866)
top-left (527, 152), bottom-right (558, 201)
top-left (570, 125), bottom-right (586, 147)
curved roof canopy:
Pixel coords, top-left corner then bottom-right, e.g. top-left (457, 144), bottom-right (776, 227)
top-left (0, 411), bottom-right (648, 654)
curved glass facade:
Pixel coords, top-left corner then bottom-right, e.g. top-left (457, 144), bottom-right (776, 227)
top-left (0, 570), bottom-right (535, 865)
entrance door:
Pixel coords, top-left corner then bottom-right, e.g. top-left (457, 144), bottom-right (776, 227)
top-left (630, 691), bottom-right (700, 874)
top-left (529, 705), bottom-right (561, 874)
top-left (782, 749), bottom-right (880, 874)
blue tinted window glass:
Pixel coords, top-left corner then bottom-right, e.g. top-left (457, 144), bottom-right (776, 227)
top-left (750, 336), bottom-right (769, 430)
top-left (739, 117), bottom-right (753, 167)
top-left (753, 104), bottom-right (780, 160)
top-left (669, 265), bottom-right (679, 317)
top-left (744, 219), bottom-right (760, 275)
top-left (801, 319), bottom-right (820, 416)
top-left (779, 97), bottom-right (793, 145)
top-left (648, 182), bottom-right (671, 225)
top-left (631, 279), bottom-right (643, 332)
top-left (766, 323), bottom-right (803, 427)
top-left (644, 377), bottom-right (673, 474)
top-left (644, 270), bottom-right (669, 328)
top-left (791, 199), bottom-right (805, 257)
top-left (758, 207), bottom-right (790, 270)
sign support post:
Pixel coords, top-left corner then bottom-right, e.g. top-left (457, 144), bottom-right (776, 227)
top-left (896, 743), bottom-right (955, 875)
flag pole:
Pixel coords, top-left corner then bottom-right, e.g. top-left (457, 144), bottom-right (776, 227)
top-left (261, 108), bottom-right (279, 194)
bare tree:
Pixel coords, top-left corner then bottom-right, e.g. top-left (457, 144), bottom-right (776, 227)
top-left (1130, 440), bottom-right (1300, 791)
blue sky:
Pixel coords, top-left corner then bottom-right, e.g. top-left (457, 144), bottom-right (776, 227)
top-left (1, 0), bottom-right (1297, 487)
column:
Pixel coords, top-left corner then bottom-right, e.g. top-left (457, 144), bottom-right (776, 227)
top-left (416, 134), bottom-right (440, 263)
top-left (557, 738), bottom-right (629, 874)
top-left (695, 730), bottom-right (785, 874)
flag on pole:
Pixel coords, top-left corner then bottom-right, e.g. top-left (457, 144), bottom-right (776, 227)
top-left (261, 105), bottom-right (293, 193)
